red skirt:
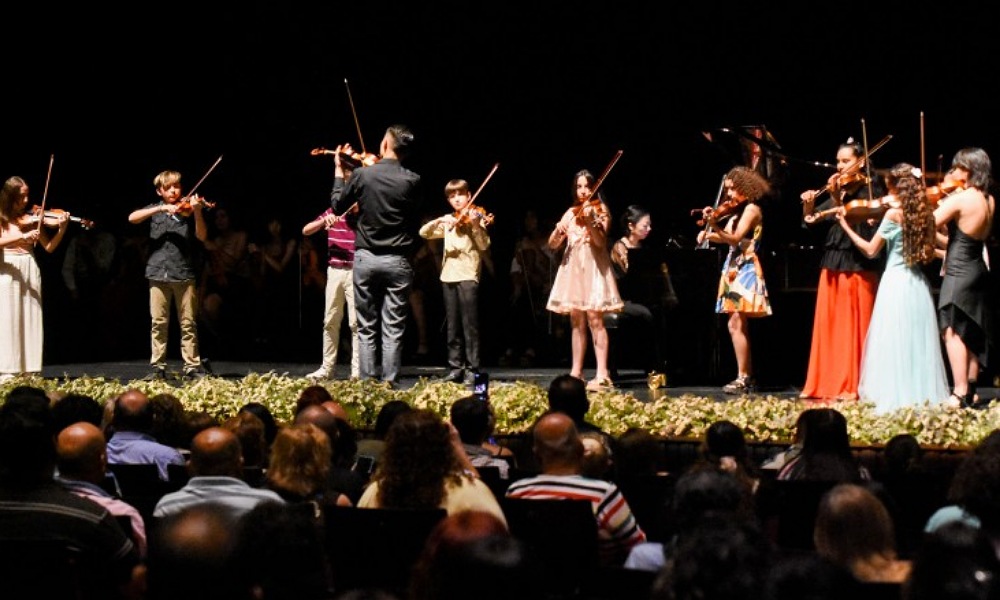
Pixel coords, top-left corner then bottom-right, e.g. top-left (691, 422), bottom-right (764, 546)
top-left (800, 269), bottom-right (879, 400)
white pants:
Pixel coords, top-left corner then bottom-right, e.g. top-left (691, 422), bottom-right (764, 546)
top-left (321, 266), bottom-right (359, 378)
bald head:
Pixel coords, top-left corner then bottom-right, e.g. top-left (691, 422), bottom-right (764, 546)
top-left (113, 388), bottom-right (153, 433)
top-left (56, 422), bottom-right (107, 483)
top-left (321, 400), bottom-right (349, 423)
top-left (532, 412), bottom-right (584, 473)
top-left (295, 404), bottom-right (340, 445)
top-left (190, 427), bottom-right (243, 477)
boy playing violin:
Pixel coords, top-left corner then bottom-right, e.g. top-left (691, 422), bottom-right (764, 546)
top-left (419, 179), bottom-right (491, 384)
top-left (127, 170), bottom-right (210, 381)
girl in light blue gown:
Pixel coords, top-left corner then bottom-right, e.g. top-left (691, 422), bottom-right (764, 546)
top-left (836, 163), bottom-right (949, 414)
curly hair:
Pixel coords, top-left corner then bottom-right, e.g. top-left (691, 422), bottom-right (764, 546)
top-left (726, 166), bottom-right (772, 203)
top-left (375, 409), bottom-right (464, 509)
top-left (886, 163), bottom-right (936, 266)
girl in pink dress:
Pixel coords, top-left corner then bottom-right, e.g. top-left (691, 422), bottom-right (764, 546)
top-left (546, 170), bottom-right (623, 391)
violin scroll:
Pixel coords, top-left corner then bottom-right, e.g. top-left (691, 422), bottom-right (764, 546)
top-left (310, 146), bottom-right (379, 168)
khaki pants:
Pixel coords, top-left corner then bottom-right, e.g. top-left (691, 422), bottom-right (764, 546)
top-left (149, 279), bottom-right (201, 369)
top-left (322, 266), bottom-right (359, 378)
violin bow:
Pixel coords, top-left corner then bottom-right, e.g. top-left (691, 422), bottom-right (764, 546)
top-left (860, 119), bottom-right (875, 204)
top-left (583, 150), bottom-right (624, 204)
top-left (35, 153), bottom-right (55, 236)
top-left (344, 78), bottom-right (368, 155)
top-left (919, 112), bottom-right (927, 187)
top-left (186, 155), bottom-right (223, 198)
top-left (697, 174), bottom-right (728, 250)
top-left (470, 163), bottom-right (500, 204)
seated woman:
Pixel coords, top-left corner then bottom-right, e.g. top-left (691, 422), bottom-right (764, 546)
top-left (609, 205), bottom-right (677, 377)
top-left (357, 409), bottom-right (507, 526)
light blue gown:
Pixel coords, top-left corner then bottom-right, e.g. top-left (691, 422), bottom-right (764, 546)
top-left (858, 218), bottom-right (950, 414)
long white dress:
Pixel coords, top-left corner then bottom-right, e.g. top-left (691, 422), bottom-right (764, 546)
top-left (858, 219), bottom-right (949, 414)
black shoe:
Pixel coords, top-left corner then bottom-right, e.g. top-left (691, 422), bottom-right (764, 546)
top-left (143, 366), bottom-right (167, 381)
top-left (439, 370), bottom-right (464, 383)
top-left (183, 367), bottom-right (209, 381)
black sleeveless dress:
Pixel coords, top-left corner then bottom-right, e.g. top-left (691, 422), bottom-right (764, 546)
top-left (938, 222), bottom-right (992, 367)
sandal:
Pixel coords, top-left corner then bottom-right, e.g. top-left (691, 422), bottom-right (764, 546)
top-left (723, 375), bottom-right (756, 395)
top-left (944, 393), bottom-right (965, 410)
top-left (586, 377), bottom-right (614, 392)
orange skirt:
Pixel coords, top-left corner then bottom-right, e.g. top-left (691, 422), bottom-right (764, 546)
top-left (800, 269), bottom-right (878, 400)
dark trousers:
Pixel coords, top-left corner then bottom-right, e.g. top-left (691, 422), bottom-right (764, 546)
top-left (442, 280), bottom-right (480, 371)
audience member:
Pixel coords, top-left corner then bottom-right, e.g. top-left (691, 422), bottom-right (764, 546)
top-left (650, 516), bottom-right (772, 600)
top-left (547, 373), bottom-right (609, 437)
top-left (238, 401), bottom-right (280, 447)
top-left (506, 411), bottom-right (645, 566)
top-left (295, 404), bottom-right (368, 504)
top-left (222, 410), bottom-right (269, 472)
top-left (149, 392), bottom-right (189, 450)
top-left (580, 430), bottom-right (615, 480)
top-left (408, 509), bottom-right (513, 600)
top-left (449, 395), bottom-right (513, 478)
top-left (153, 426), bottom-right (284, 519)
top-left (0, 388), bottom-right (139, 596)
top-left (625, 468), bottom-right (755, 572)
top-left (56, 421), bottom-right (148, 556)
top-left (688, 419), bottom-right (760, 494)
top-left (266, 422), bottom-right (351, 506)
top-left (762, 551), bottom-right (856, 600)
top-left (51, 392), bottom-right (104, 432)
top-left (358, 409), bottom-right (506, 524)
top-left (776, 408), bottom-right (869, 482)
top-left (813, 483), bottom-right (911, 584)
top-left (615, 427), bottom-right (669, 478)
top-left (106, 388), bottom-right (185, 480)
top-left (904, 521), bottom-right (1000, 600)
top-left (235, 500), bottom-right (335, 600)
top-left (761, 409), bottom-right (813, 472)
top-left (141, 503), bottom-right (243, 600)
top-left (925, 430), bottom-right (1000, 535)
top-left (355, 399), bottom-right (412, 469)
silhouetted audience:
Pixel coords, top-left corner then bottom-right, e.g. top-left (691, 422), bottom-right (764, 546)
top-left (106, 388), bottom-right (185, 480)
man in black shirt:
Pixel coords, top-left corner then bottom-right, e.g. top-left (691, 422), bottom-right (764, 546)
top-left (331, 125), bottom-right (423, 385)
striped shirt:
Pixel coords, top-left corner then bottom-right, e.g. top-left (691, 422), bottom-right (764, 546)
top-left (505, 474), bottom-right (646, 565)
top-left (315, 208), bottom-right (356, 269)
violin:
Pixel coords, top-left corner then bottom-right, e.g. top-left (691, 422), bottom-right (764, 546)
top-left (925, 179), bottom-right (966, 205)
top-left (174, 195), bottom-right (216, 217)
top-left (24, 205), bottom-right (94, 229)
top-left (692, 197), bottom-right (745, 227)
top-left (805, 195), bottom-right (892, 223)
top-left (456, 203), bottom-right (495, 227)
top-left (310, 147), bottom-right (379, 168)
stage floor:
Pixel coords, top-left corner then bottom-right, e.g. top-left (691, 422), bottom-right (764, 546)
top-left (41, 359), bottom-right (814, 403)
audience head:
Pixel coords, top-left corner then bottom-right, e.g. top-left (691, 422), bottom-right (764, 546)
top-left (883, 433), bottom-right (923, 476)
top-left (813, 483), bottom-right (899, 575)
top-left (235, 501), bottom-right (333, 600)
top-left (410, 509), bottom-right (512, 599)
top-left (238, 402), bottom-right (279, 447)
top-left (547, 374), bottom-right (590, 424)
top-left (189, 427), bottom-right (243, 478)
top-left (449, 395), bottom-right (494, 445)
top-left (616, 427), bottom-right (667, 477)
top-left (294, 404), bottom-right (341, 454)
top-left (531, 411), bottom-right (584, 473)
top-left (143, 504), bottom-right (242, 600)
top-left (652, 517), bottom-right (772, 600)
top-left (414, 534), bottom-right (537, 600)
top-left (376, 409), bottom-right (461, 509)
top-left (51, 393), bottom-right (103, 432)
top-left (763, 552), bottom-right (856, 600)
top-left (112, 389), bottom-right (154, 434)
top-left (671, 469), bottom-right (755, 534)
top-left (149, 393), bottom-right (188, 448)
top-left (0, 386), bottom-right (56, 481)
top-left (56, 421), bottom-right (108, 484)
top-left (904, 521), bottom-right (1000, 600)
top-left (579, 431), bottom-right (614, 480)
top-left (945, 438), bottom-right (1000, 535)
top-left (295, 385), bottom-right (334, 415)
top-left (266, 423), bottom-right (331, 499)
top-left (322, 400), bottom-right (350, 422)
top-left (373, 400), bottom-right (413, 440)
top-left (222, 411), bottom-right (268, 468)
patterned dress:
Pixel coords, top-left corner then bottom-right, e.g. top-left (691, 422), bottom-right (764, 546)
top-left (546, 207), bottom-right (623, 314)
top-left (714, 214), bottom-right (771, 316)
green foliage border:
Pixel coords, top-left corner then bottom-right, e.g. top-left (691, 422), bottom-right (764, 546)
top-left (4, 373), bottom-right (997, 447)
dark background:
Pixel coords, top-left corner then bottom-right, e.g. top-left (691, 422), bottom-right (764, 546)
top-left (4, 2), bottom-right (999, 386)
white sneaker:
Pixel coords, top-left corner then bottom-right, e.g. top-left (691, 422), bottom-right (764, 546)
top-left (306, 368), bottom-right (332, 381)
top-left (0, 373), bottom-right (15, 383)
